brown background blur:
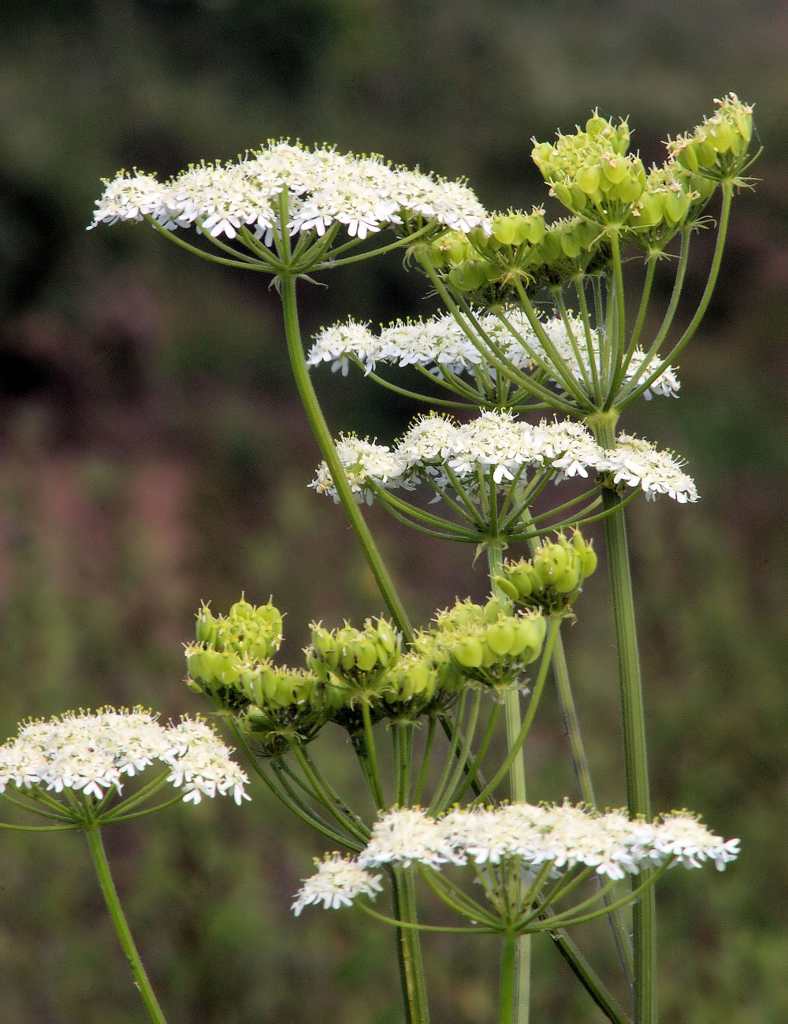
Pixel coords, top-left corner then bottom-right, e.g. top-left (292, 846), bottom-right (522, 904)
top-left (0, 2), bottom-right (786, 1021)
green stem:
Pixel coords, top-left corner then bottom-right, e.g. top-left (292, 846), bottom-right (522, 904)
top-left (550, 930), bottom-right (630, 1024)
top-left (84, 827), bottom-right (168, 1024)
top-left (488, 541), bottom-right (531, 1024)
top-left (499, 932), bottom-right (518, 1024)
top-left (591, 412), bottom-right (656, 1024)
top-left (360, 365), bottom-right (485, 409)
top-left (360, 703), bottom-right (386, 810)
top-left (291, 744), bottom-right (369, 843)
top-left (574, 277), bottom-right (602, 402)
top-left (611, 253), bottom-right (657, 399)
top-left (472, 615), bottom-right (560, 805)
top-left (449, 700), bottom-right (501, 803)
top-left (413, 716), bottom-right (437, 805)
top-left (621, 182), bottom-right (733, 408)
top-left (607, 230), bottom-right (627, 402)
top-left (357, 900), bottom-right (492, 934)
top-left (278, 273), bottom-right (413, 640)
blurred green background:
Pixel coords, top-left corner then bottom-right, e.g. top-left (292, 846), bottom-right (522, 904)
top-left (1, 1), bottom-right (785, 1021)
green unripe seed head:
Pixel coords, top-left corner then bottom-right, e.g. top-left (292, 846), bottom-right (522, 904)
top-left (576, 164), bottom-right (601, 195)
top-left (454, 638), bottom-right (484, 669)
top-left (554, 565), bottom-right (581, 594)
top-left (486, 620), bottom-right (515, 656)
top-left (356, 640), bottom-right (379, 673)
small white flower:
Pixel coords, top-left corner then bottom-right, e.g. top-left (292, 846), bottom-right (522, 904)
top-left (291, 854), bottom-right (383, 916)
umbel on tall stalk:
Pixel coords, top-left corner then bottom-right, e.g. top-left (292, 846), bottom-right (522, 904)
top-left (89, 92), bottom-right (758, 1024)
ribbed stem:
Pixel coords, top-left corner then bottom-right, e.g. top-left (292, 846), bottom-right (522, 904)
top-left (279, 273), bottom-right (413, 641)
top-left (499, 932), bottom-right (518, 1024)
top-left (590, 411), bottom-right (656, 1024)
top-left (84, 827), bottom-right (168, 1024)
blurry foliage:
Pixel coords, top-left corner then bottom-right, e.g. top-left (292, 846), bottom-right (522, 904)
top-left (0, 1), bottom-right (785, 1020)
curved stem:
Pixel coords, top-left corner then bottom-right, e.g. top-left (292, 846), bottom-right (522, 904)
top-left (621, 182), bottom-right (733, 408)
top-left (145, 217), bottom-right (271, 273)
top-left (419, 867), bottom-right (501, 928)
top-left (231, 724), bottom-right (359, 850)
top-left (279, 273), bottom-right (414, 640)
top-left (537, 862), bottom-right (670, 932)
top-left (291, 744), bottom-right (370, 843)
top-left (357, 900), bottom-right (493, 934)
top-left (313, 225), bottom-right (433, 270)
top-left (0, 792), bottom-right (75, 822)
top-left (0, 820), bottom-right (80, 831)
top-left (359, 365), bottom-right (485, 409)
top-left (84, 827), bottom-right (168, 1024)
top-left (371, 483), bottom-right (482, 537)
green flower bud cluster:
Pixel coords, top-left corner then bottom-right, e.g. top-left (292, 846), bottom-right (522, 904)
top-left (383, 652), bottom-right (447, 717)
top-left (427, 210), bottom-right (547, 296)
top-left (195, 597), bottom-right (283, 661)
top-left (186, 597), bottom-right (327, 754)
top-left (428, 210), bottom-right (605, 301)
top-left (494, 531), bottom-right (598, 614)
top-left (629, 163), bottom-right (715, 244)
top-left (532, 112), bottom-right (650, 227)
top-left (238, 667), bottom-right (326, 756)
top-left (306, 618), bottom-right (402, 721)
top-left (186, 597), bottom-right (283, 709)
top-left (667, 94), bottom-right (755, 183)
top-left (415, 598), bottom-right (547, 693)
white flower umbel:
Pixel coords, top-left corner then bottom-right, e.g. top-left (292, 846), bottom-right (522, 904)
top-left (292, 854), bottom-right (383, 916)
top-left (600, 434), bottom-right (700, 503)
top-left (295, 803), bottom-right (739, 921)
top-left (310, 415), bottom-right (699, 513)
top-left (91, 141), bottom-right (490, 243)
top-left (307, 310), bottom-right (680, 399)
top-left (0, 707), bottom-right (250, 806)
top-left (358, 802), bottom-right (739, 880)
top-left (309, 434), bottom-right (410, 504)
